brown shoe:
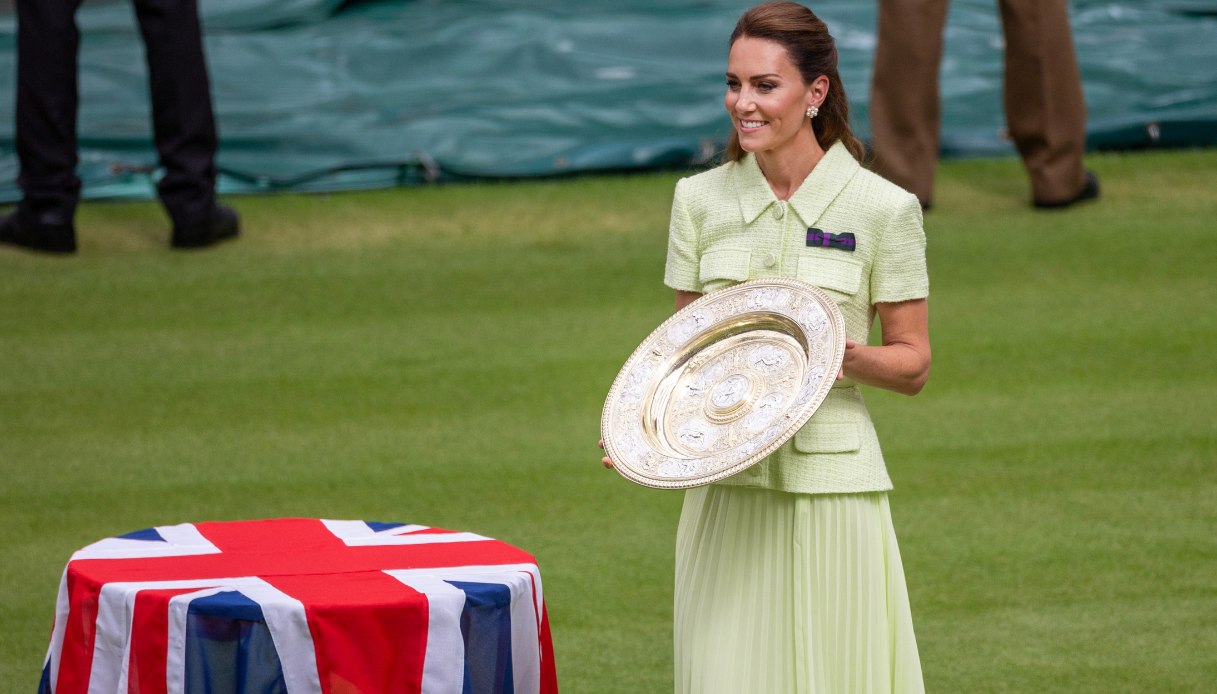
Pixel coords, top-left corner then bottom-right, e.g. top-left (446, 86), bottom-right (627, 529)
top-left (1033, 170), bottom-right (1100, 210)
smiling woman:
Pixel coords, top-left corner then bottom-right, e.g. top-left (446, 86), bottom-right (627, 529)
top-left (636, 3), bottom-right (933, 693)
top-left (722, 4), bottom-right (866, 180)
top-left (724, 36), bottom-right (828, 199)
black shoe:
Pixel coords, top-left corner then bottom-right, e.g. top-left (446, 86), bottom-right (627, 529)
top-left (1033, 170), bottom-right (1100, 210)
top-left (171, 205), bottom-right (240, 249)
top-left (0, 207), bottom-right (77, 254)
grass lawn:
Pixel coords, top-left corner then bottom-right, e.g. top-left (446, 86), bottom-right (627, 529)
top-left (2, 149), bottom-right (1216, 692)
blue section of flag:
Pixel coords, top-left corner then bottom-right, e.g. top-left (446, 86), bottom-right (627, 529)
top-left (184, 591), bottom-right (287, 694)
top-left (37, 662), bottom-right (50, 694)
top-left (449, 581), bottom-right (515, 694)
top-left (190, 589), bottom-right (266, 622)
top-left (364, 521), bottom-right (407, 533)
top-left (118, 527), bottom-right (166, 542)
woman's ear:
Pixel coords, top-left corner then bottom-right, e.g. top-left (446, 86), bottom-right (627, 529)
top-left (809, 74), bottom-right (830, 108)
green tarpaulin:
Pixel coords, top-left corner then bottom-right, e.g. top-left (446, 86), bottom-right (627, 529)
top-left (1, 0), bottom-right (1214, 201)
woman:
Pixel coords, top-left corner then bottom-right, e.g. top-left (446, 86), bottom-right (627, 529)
top-left (605, 3), bottom-right (930, 692)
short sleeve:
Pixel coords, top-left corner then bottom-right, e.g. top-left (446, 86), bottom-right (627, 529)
top-left (663, 178), bottom-right (701, 293)
top-left (870, 192), bottom-right (929, 303)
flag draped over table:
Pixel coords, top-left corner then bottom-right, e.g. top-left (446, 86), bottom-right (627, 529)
top-left (38, 518), bottom-right (559, 694)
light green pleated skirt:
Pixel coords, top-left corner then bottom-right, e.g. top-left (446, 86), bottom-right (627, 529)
top-left (675, 486), bottom-right (924, 694)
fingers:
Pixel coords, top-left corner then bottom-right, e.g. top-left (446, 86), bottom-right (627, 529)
top-left (599, 439), bottom-right (614, 469)
top-left (838, 339), bottom-right (858, 380)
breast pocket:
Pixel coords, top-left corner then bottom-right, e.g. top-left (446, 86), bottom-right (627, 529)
top-left (699, 247), bottom-right (752, 294)
top-left (796, 253), bottom-right (863, 302)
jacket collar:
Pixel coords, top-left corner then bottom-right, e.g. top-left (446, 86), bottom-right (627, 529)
top-left (734, 141), bottom-right (859, 226)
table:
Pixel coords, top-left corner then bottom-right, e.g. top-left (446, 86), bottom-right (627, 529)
top-left (38, 518), bottom-right (558, 694)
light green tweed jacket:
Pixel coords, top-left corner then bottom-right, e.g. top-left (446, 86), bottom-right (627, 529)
top-left (663, 142), bottom-right (928, 494)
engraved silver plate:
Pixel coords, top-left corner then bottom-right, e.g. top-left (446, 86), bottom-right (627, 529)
top-left (601, 278), bottom-right (846, 489)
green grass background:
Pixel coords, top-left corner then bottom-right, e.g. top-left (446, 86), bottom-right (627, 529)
top-left (2, 150), bottom-right (1215, 692)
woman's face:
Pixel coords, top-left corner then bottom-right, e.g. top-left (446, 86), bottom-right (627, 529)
top-left (725, 36), bottom-right (819, 157)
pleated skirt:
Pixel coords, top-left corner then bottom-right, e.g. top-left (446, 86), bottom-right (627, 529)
top-left (674, 485), bottom-right (924, 694)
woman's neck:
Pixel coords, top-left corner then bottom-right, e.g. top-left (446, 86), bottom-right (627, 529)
top-left (754, 133), bottom-right (827, 201)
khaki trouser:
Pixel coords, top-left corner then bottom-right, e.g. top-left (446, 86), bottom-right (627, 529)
top-left (870, 0), bottom-right (1087, 205)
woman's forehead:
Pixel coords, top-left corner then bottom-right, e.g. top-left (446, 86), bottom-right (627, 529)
top-left (727, 36), bottom-right (798, 76)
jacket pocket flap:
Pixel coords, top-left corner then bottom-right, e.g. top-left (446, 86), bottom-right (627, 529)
top-left (793, 420), bottom-right (860, 454)
top-left (700, 248), bottom-right (752, 283)
top-left (796, 255), bottom-right (863, 296)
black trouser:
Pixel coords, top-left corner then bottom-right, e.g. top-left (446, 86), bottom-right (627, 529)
top-left (15, 0), bottom-right (218, 226)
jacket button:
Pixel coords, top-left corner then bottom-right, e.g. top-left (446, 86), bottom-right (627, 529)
top-left (773, 204), bottom-right (785, 220)
top-left (763, 252), bottom-right (778, 268)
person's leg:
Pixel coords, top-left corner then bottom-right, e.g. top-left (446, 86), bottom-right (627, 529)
top-left (869, 0), bottom-right (950, 208)
top-left (2, 0), bottom-right (85, 252)
top-left (131, 0), bottom-right (237, 246)
top-left (998, 0), bottom-right (1094, 206)
top-left (131, 0), bottom-right (217, 226)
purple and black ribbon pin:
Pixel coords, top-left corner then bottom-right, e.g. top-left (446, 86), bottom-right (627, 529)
top-left (806, 228), bottom-right (856, 252)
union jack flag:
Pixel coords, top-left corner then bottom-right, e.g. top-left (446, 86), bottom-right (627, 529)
top-left (38, 518), bottom-right (558, 694)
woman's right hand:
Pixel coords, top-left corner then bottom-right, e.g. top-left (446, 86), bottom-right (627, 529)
top-left (598, 439), bottom-right (615, 469)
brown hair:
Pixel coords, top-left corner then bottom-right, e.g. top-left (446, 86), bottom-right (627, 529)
top-left (724, 2), bottom-right (865, 162)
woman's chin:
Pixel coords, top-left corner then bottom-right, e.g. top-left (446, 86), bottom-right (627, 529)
top-left (736, 136), bottom-right (765, 153)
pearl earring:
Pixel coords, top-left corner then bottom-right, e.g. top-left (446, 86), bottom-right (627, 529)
top-left (806, 105), bottom-right (819, 119)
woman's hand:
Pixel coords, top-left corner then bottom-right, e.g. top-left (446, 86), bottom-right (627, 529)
top-left (837, 339), bottom-right (859, 381)
top-left (599, 439), bottom-right (614, 469)
top-left (676, 290), bottom-right (702, 311)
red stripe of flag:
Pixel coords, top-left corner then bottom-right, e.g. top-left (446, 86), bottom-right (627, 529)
top-left (128, 588), bottom-right (198, 694)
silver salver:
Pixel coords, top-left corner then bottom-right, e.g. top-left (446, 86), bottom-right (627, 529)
top-left (601, 278), bottom-right (846, 489)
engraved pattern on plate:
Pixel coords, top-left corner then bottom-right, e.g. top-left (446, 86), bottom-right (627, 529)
top-left (742, 392), bottom-right (786, 432)
top-left (666, 309), bottom-right (713, 345)
top-left (747, 286), bottom-right (793, 311)
top-left (710, 375), bottom-right (751, 409)
top-left (676, 419), bottom-right (718, 452)
top-left (658, 458), bottom-right (702, 478)
top-left (620, 363), bottom-right (653, 403)
top-left (750, 344), bottom-right (789, 373)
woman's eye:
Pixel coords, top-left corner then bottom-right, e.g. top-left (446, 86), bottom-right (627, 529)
top-left (726, 80), bottom-right (740, 91)
top-left (758, 82), bottom-right (776, 92)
